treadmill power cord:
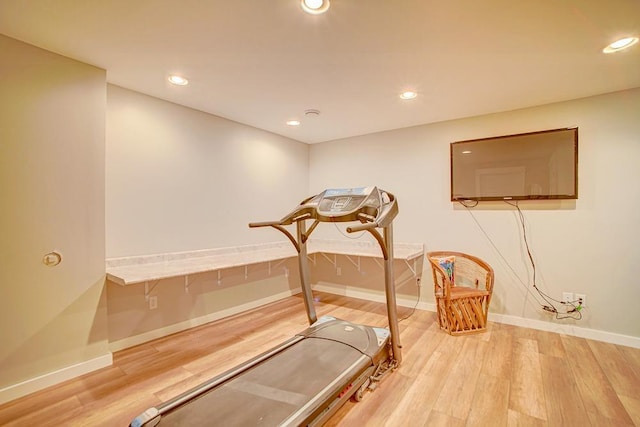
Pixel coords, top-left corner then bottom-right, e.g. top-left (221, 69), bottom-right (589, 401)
top-left (399, 280), bottom-right (421, 322)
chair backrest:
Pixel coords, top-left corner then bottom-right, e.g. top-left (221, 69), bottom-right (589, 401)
top-left (426, 251), bottom-right (494, 299)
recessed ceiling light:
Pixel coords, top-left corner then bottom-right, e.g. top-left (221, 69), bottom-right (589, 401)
top-left (603, 37), bottom-right (638, 53)
top-left (400, 91), bottom-right (418, 100)
top-left (286, 120), bottom-right (301, 126)
top-left (168, 75), bottom-right (189, 86)
top-left (301, 0), bottom-right (330, 15)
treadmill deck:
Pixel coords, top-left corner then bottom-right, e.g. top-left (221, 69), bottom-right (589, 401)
top-left (161, 336), bottom-right (372, 425)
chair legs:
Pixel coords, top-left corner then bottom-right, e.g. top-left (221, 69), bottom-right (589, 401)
top-left (436, 295), bottom-right (488, 335)
top-left (436, 298), bottom-right (448, 332)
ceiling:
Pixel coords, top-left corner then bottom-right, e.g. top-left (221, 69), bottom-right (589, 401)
top-left (1, 0), bottom-right (639, 144)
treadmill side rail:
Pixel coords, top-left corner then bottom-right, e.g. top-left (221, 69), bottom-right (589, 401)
top-left (130, 407), bottom-right (160, 427)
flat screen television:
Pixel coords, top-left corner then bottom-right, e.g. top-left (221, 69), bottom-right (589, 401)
top-left (450, 127), bottom-right (578, 201)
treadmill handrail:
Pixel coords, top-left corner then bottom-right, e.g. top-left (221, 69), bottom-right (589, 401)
top-left (248, 220), bottom-right (280, 227)
top-left (346, 222), bottom-right (377, 233)
top-left (249, 222), bottom-right (300, 253)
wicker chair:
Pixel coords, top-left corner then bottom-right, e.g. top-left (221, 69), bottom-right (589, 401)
top-left (426, 251), bottom-right (494, 335)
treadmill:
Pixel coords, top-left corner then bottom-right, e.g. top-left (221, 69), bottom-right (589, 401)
top-left (130, 186), bottom-right (402, 427)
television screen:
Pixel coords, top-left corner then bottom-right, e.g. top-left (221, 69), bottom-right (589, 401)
top-left (451, 128), bottom-right (578, 201)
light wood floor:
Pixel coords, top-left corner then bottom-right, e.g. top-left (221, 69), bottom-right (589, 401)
top-left (1, 292), bottom-right (639, 426)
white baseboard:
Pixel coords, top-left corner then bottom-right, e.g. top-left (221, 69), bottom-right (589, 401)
top-left (0, 353), bottom-right (113, 405)
top-left (109, 288), bottom-right (301, 352)
top-left (313, 283), bottom-right (435, 312)
top-left (488, 312), bottom-right (640, 349)
top-left (313, 283), bottom-right (640, 349)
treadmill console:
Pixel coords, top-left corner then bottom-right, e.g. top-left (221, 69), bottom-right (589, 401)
top-left (251, 186), bottom-right (397, 229)
top-left (290, 186), bottom-right (396, 226)
top-left (317, 187), bottom-right (379, 216)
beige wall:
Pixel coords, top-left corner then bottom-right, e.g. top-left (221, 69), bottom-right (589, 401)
top-left (106, 85), bottom-right (310, 258)
top-left (0, 35), bottom-right (108, 391)
top-left (310, 88), bottom-right (640, 339)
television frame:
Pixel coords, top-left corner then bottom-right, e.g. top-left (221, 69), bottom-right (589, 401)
top-left (450, 127), bottom-right (578, 202)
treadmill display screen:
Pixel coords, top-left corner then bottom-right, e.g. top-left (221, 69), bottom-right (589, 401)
top-left (324, 187), bottom-right (369, 197)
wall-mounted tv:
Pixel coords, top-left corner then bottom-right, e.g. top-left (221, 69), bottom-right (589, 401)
top-left (451, 127), bottom-right (578, 201)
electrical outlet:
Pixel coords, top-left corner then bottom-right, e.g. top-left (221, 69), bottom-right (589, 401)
top-left (149, 296), bottom-right (158, 310)
top-left (562, 292), bottom-right (574, 304)
top-left (336, 267), bottom-right (342, 276)
top-left (574, 293), bottom-right (586, 307)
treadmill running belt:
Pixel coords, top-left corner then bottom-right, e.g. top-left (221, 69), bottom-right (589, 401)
top-left (161, 338), bottom-right (370, 425)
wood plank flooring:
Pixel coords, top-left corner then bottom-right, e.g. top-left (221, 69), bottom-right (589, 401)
top-left (1, 292), bottom-right (639, 426)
